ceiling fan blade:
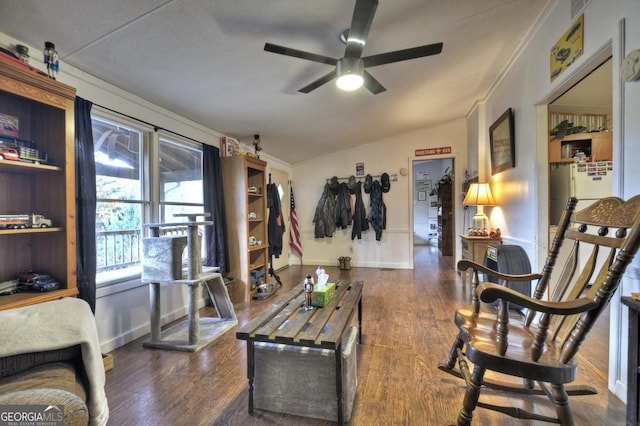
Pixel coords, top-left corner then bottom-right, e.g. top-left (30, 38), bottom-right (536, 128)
top-left (298, 70), bottom-right (337, 93)
top-left (363, 70), bottom-right (386, 94)
top-left (363, 42), bottom-right (443, 68)
top-left (344, 0), bottom-right (378, 59)
top-left (264, 43), bottom-right (337, 66)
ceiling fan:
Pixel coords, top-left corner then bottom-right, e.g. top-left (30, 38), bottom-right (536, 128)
top-left (264, 0), bottom-right (443, 94)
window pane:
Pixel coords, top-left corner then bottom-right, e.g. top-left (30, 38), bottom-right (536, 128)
top-left (96, 201), bottom-right (142, 275)
top-left (159, 138), bottom-right (202, 204)
top-left (92, 117), bottom-right (144, 281)
top-left (92, 118), bottom-right (142, 201)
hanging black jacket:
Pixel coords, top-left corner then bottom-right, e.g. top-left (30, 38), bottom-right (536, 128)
top-left (267, 183), bottom-right (285, 257)
top-left (351, 181), bottom-right (369, 240)
top-left (313, 183), bottom-right (337, 238)
top-left (335, 182), bottom-right (352, 230)
top-left (369, 180), bottom-right (386, 241)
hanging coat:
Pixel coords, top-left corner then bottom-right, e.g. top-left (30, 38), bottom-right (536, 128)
top-left (369, 180), bottom-right (386, 241)
top-left (267, 183), bottom-right (285, 257)
top-left (313, 183), bottom-right (337, 238)
top-left (335, 182), bottom-right (352, 230)
top-left (351, 181), bottom-right (369, 240)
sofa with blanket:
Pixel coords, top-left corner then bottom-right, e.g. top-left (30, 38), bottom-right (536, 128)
top-left (0, 298), bottom-right (109, 426)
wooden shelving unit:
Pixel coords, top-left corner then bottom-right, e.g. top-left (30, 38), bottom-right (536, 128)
top-left (221, 155), bottom-right (268, 304)
top-left (0, 56), bottom-right (77, 310)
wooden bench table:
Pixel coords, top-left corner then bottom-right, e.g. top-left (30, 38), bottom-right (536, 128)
top-left (236, 280), bottom-right (363, 425)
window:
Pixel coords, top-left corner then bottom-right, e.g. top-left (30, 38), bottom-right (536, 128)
top-left (91, 113), bottom-right (203, 285)
top-left (158, 137), bottom-right (203, 222)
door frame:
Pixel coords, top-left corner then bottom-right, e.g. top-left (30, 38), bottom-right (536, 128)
top-left (536, 41), bottom-right (624, 397)
top-left (410, 156), bottom-right (456, 268)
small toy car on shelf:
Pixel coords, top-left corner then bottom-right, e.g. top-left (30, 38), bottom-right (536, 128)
top-left (16, 272), bottom-right (60, 292)
top-left (0, 147), bottom-right (19, 161)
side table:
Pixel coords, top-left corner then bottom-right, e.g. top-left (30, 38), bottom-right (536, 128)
top-left (460, 234), bottom-right (502, 264)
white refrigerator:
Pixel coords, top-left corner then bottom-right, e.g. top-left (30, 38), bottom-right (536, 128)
top-left (570, 161), bottom-right (614, 209)
top-left (549, 161), bottom-right (613, 225)
top-left (548, 161), bottom-right (614, 293)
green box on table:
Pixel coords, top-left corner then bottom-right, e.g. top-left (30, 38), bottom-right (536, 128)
top-left (312, 282), bottom-right (336, 307)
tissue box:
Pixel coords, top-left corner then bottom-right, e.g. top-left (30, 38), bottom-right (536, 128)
top-left (312, 282), bottom-right (336, 307)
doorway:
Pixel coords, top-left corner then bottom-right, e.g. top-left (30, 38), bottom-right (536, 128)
top-left (412, 158), bottom-right (454, 256)
top-left (547, 57), bottom-right (613, 379)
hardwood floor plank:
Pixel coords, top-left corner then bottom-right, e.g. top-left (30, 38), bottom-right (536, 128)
top-left (104, 245), bottom-right (625, 425)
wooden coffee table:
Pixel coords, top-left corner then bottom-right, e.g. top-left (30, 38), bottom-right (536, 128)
top-left (236, 280), bottom-right (363, 425)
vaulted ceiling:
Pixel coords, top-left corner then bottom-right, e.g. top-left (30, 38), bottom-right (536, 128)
top-left (0, 0), bottom-right (552, 164)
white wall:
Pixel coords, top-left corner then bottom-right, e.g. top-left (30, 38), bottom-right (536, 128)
top-left (291, 118), bottom-right (467, 270)
top-left (465, 0), bottom-right (640, 400)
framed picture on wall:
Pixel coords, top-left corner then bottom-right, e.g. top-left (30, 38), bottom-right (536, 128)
top-left (418, 191), bottom-right (426, 201)
top-left (489, 107), bottom-right (515, 175)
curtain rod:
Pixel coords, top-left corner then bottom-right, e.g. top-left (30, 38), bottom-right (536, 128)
top-left (91, 102), bottom-right (207, 145)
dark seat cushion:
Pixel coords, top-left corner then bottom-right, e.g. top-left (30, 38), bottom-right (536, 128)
top-left (0, 346), bottom-right (82, 379)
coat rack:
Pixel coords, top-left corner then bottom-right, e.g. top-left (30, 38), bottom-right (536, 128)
top-left (325, 173), bottom-right (398, 184)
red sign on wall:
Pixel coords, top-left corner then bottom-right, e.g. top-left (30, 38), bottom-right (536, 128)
top-left (415, 146), bottom-right (452, 156)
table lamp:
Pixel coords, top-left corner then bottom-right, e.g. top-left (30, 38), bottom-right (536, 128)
top-left (462, 182), bottom-right (496, 233)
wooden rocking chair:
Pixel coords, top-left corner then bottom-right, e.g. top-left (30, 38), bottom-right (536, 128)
top-left (439, 195), bottom-right (640, 425)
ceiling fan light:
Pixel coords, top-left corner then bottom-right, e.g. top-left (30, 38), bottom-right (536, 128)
top-left (336, 73), bottom-right (364, 91)
top-left (336, 57), bottom-right (364, 91)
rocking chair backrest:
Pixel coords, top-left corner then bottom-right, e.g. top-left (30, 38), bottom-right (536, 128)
top-left (527, 196), bottom-right (640, 364)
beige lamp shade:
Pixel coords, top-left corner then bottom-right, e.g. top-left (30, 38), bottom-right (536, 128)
top-left (462, 183), bottom-right (496, 232)
top-left (462, 183), bottom-right (496, 207)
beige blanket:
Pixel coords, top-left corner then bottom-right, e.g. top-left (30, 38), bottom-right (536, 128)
top-left (0, 297), bottom-right (109, 426)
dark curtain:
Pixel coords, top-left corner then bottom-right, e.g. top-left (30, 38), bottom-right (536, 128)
top-left (74, 97), bottom-right (97, 313)
top-left (203, 144), bottom-right (229, 274)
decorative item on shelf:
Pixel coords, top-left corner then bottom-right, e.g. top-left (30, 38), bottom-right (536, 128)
top-left (0, 113), bottom-right (19, 138)
top-left (43, 41), bottom-right (59, 79)
top-left (253, 134), bottom-right (262, 158)
top-left (0, 137), bottom-right (49, 164)
top-left (462, 182), bottom-right (496, 235)
top-left (16, 271), bottom-right (60, 292)
top-left (0, 214), bottom-right (52, 229)
top-left (15, 45), bottom-right (29, 64)
top-left (220, 136), bottom-right (240, 157)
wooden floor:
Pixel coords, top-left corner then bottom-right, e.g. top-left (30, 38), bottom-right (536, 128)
top-left (103, 245), bottom-right (626, 425)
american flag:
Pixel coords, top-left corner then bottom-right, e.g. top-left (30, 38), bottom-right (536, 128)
top-left (289, 183), bottom-right (303, 258)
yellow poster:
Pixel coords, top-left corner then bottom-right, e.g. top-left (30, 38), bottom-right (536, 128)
top-left (550, 14), bottom-right (584, 82)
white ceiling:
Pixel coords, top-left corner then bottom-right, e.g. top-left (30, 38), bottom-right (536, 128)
top-left (0, 0), bottom-right (553, 164)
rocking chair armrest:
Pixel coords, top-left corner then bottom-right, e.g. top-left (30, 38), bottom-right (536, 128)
top-left (477, 282), bottom-right (599, 315)
top-left (457, 260), bottom-right (543, 282)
